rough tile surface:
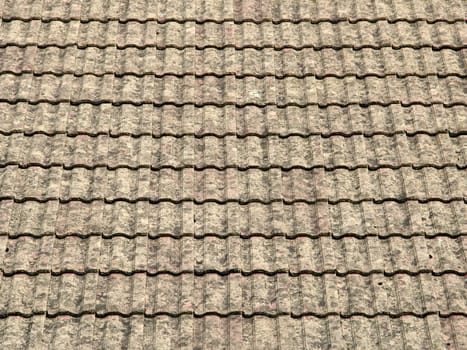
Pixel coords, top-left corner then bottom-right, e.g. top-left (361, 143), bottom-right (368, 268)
top-left (0, 1), bottom-right (466, 349)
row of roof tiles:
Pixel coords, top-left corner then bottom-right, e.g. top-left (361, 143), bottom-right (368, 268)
top-left (1, 200), bottom-right (464, 237)
top-left (2, 314), bottom-right (464, 349)
top-left (1, 272), bottom-right (465, 316)
top-left (2, 0), bottom-right (465, 22)
top-left (1, 133), bottom-right (464, 169)
top-left (0, 166), bottom-right (464, 202)
top-left (1, 74), bottom-right (465, 105)
top-left (1, 235), bottom-right (465, 275)
top-left (1, 20), bottom-right (465, 48)
top-left (3, 47), bottom-right (466, 77)
top-left (1, 103), bottom-right (465, 136)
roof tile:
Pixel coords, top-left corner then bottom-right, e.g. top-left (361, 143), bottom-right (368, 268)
top-left (0, 315), bottom-right (47, 348)
top-left (148, 237), bottom-right (193, 273)
top-left (193, 315), bottom-right (239, 349)
top-left (144, 315), bottom-right (193, 349)
top-left (440, 315), bottom-right (467, 350)
top-left (2, 0), bottom-right (42, 18)
top-left (47, 274), bottom-right (98, 314)
top-left (38, 21), bottom-right (80, 47)
top-left (0, 46), bottom-right (36, 73)
top-left (110, 104), bottom-right (152, 135)
top-left (427, 236), bottom-right (467, 273)
top-left (94, 315), bottom-right (145, 349)
top-left (158, 0), bottom-right (196, 19)
top-left (41, 0), bottom-right (82, 20)
top-left (146, 274), bottom-right (193, 314)
top-left (100, 236), bottom-right (147, 273)
top-left (75, 47), bottom-right (117, 75)
top-left (0, 20), bottom-right (41, 45)
top-left (103, 200), bottom-right (147, 236)
top-left (34, 46), bottom-right (73, 73)
top-left (56, 201), bottom-right (103, 237)
top-left (42, 314), bottom-right (95, 349)
top-left (149, 202), bottom-right (193, 236)
top-left (0, 274), bottom-right (50, 314)
top-left (119, 0), bottom-right (158, 20)
top-left (97, 273), bottom-right (146, 314)
top-left (198, 0), bottom-right (234, 21)
top-left (2, 236), bottom-right (55, 273)
top-left (79, 0), bottom-right (122, 20)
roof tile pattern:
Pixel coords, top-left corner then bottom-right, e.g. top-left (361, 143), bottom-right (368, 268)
top-left (0, 0), bottom-right (466, 349)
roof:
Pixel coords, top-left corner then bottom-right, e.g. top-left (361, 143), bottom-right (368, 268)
top-left (0, 0), bottom-right (466, 349)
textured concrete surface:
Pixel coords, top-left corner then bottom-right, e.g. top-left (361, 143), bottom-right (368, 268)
top-left (0, 1), bottom-right (466, 349)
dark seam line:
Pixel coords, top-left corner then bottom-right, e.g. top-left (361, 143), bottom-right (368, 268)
top-left (0, 43), bottom-right (465, 51)
top-left (0, 197), bottom-right (464, 205)
top-left (0, 311), bottom-right (462, 319)
top-left (0, 269), bottom-right (463, 278)
top-left (0, 163), bottom-right (464, 172)
top-left (5, 46), bottom-right (464, 54)
top-left (1, 17), bottom-right (466, 24)
top-left (1, 130), bottom-right (465, 139)
top-left (2, 233), bottom-right (465, 240)
top-left (0, 100), bottom-right (464, 108)
top-left (2, 71), bottom-right (466, 80)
